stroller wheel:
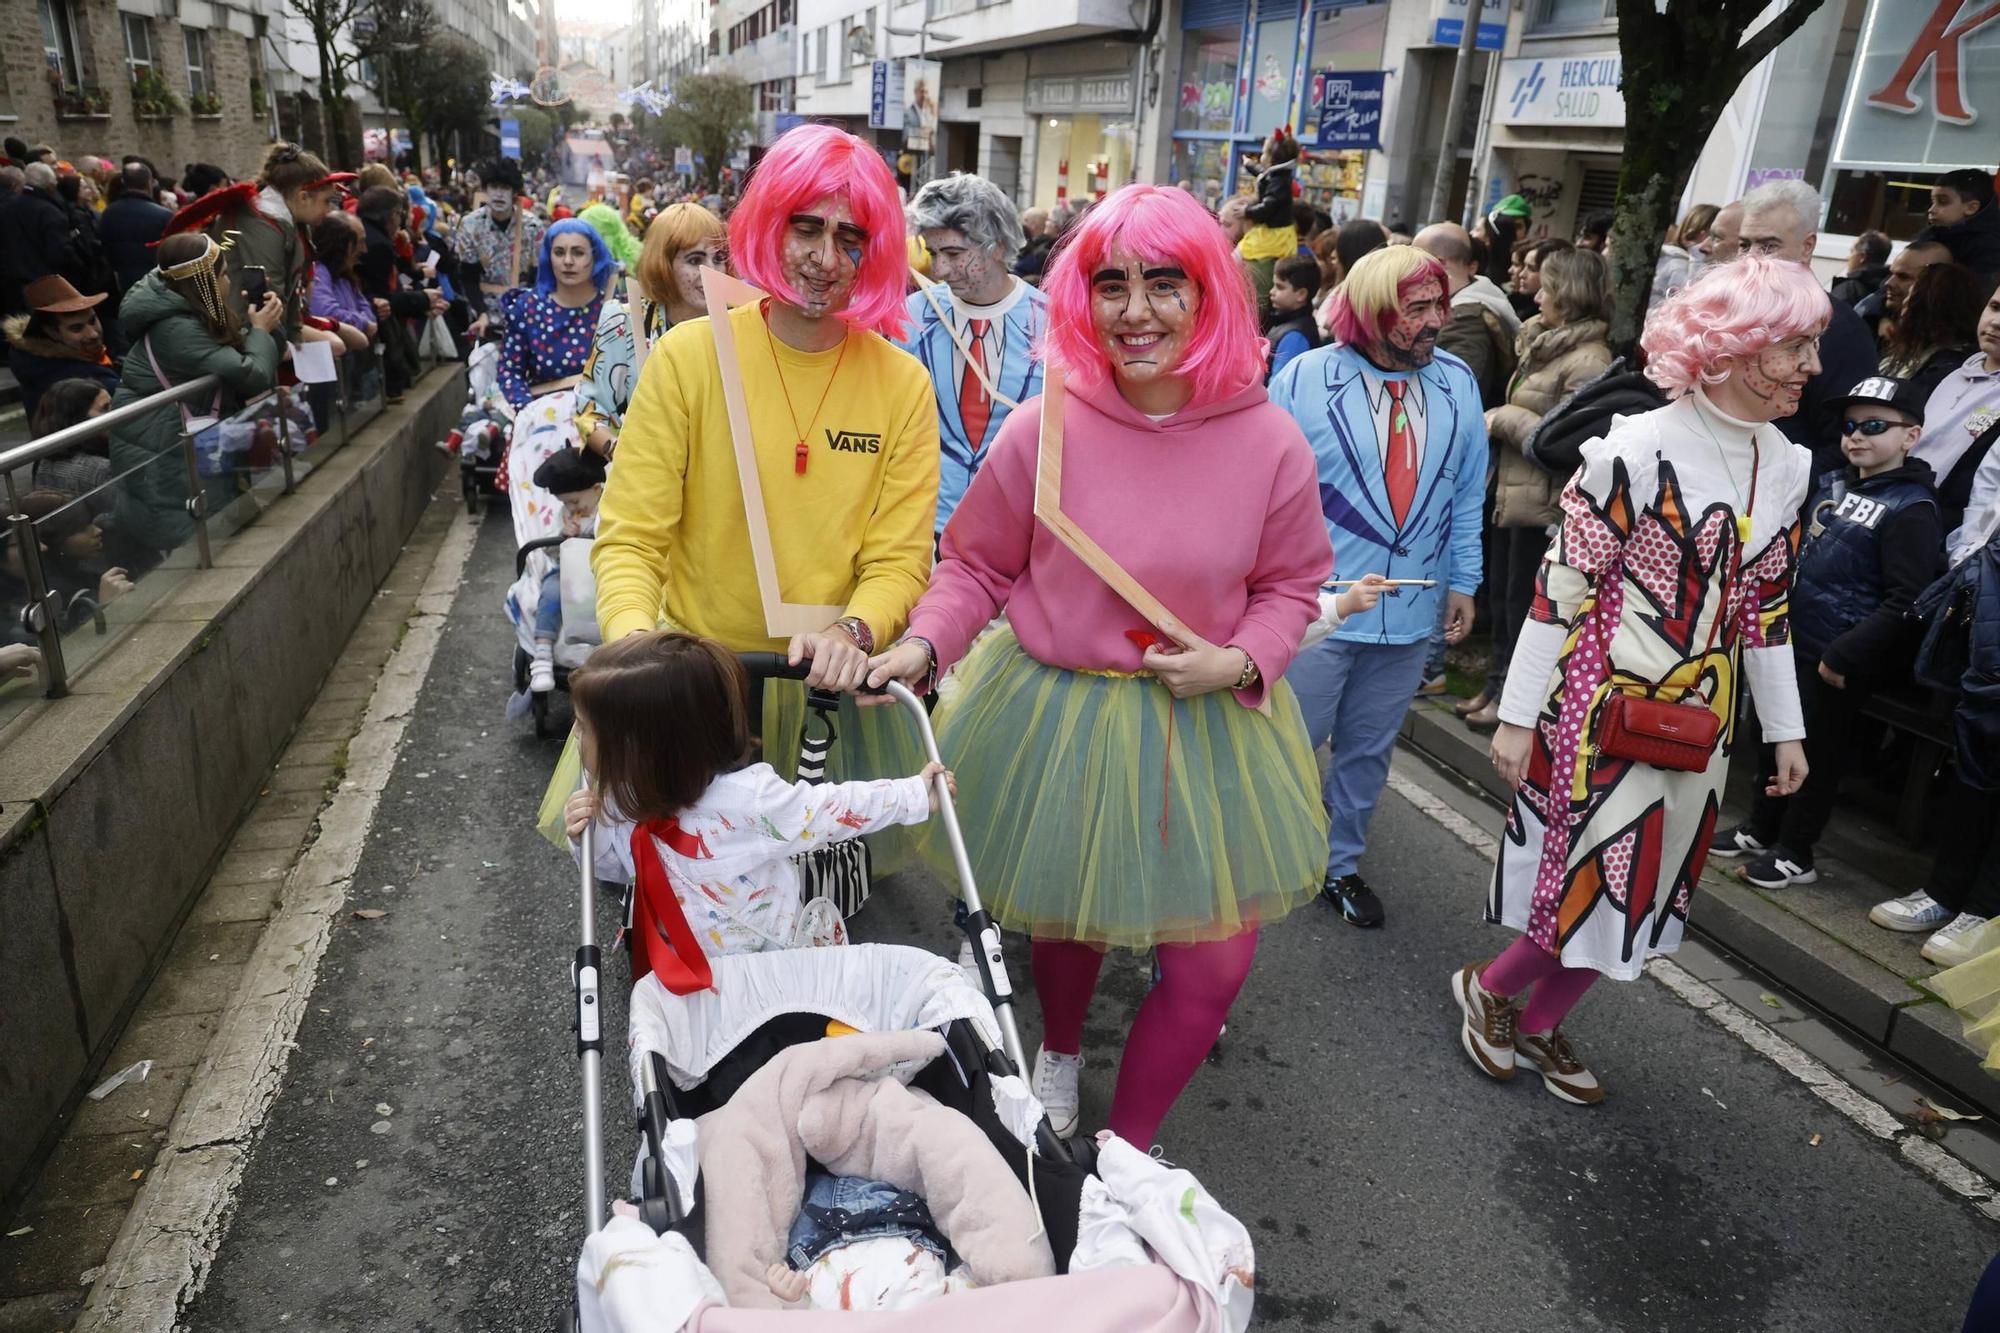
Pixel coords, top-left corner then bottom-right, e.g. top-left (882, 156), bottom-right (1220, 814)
top-left (532, 690), bottom-right (551, 739)
top-left (513, 645), bottom-right (529, 691)
top-left (461, 465), bottom-right (480, 517)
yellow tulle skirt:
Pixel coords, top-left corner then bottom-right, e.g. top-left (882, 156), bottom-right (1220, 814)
top-left (536, 682), bottom-right (927, 875)
top-left (1925, 920), bottom-right (2000, 1071)
top-left (918, 628), bottom-right (1327, 949)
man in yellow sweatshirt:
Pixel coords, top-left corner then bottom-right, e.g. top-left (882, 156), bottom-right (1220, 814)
top-left (591, 124), bottom-right (939, 693)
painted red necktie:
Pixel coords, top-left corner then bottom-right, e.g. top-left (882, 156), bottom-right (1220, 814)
top-left (1384, 379), bottom-right (1417, 527)
top-left (958, 318), bottom-right (992, 450)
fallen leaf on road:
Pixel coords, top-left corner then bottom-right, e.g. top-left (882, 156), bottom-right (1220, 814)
top-left (7, 1226), bottom-right (31, 1237)
top-left (129, 1169), bottom-right (143, 1180)
top-left (1758, 992), bottom-right (1784, 1009)
top-left (1918, 1097), bottom-right (1982, 1123)
top-left (352, 909), bottom-right (387, 920)
top-left (1809, 1133), bottom-right (1822, 1147)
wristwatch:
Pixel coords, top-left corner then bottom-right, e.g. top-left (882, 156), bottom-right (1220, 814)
top-left (832, 616), bottom-right (875, 654)
top-left (1230, 647), bottom-right (1260, 692)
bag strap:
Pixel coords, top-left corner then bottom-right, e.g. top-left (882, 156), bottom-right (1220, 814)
top-left (142, 334), bottom-right (222, 428)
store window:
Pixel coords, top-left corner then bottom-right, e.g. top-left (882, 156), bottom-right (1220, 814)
top-left (1176, 26), bottom-right (1239, 134)
top-left (38, 0), bottom-right (84, 90)
top-left (1032, 115), bottom-right (1135, 210)
top-left (1243, 9), bottom-right (1300, 141)
top-left (1308, 2), bottom-right (1388, 76)
top-left (1172, 138), bottom-right (1232, 208)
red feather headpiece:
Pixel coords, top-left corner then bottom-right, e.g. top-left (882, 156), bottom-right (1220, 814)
top-left (161, 181), bottom-right (260, 239)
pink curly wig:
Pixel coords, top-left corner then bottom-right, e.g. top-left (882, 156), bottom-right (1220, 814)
top-left (1640, 253), bottom-right (1831, 397)
top-left (1321, 245), bottom-right (1448, 350)
top-left (1040, 184), bottom-right (1262, 405)
top-left (727, 124), bottom-right (910, 340)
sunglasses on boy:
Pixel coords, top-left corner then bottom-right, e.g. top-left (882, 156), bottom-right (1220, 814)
top-left (1840, 417), bottom-right (1913, 437)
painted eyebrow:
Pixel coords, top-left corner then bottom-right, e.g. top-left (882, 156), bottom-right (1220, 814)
top-left (1090, 268), bottom-right (1130, 284)
top-left (788, 214), bottom-right (826, 226)
top-left (1141, 267), bottom-right (1189, 281)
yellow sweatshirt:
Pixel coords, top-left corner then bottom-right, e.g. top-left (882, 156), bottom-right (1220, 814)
top-left (593, 302), bottom-right (940, 649)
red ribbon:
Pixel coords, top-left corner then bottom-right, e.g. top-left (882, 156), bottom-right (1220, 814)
top-left (628, 820), bottom-right (715, 994)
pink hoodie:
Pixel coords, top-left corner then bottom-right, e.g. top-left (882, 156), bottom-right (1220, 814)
top-left (906, 375), bottom-right (1333, 708)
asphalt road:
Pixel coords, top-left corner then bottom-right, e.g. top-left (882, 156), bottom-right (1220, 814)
top-left (185, 510), bottom-right (1995, 1332)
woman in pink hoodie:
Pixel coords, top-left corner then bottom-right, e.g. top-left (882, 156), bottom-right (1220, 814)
top-left (868, 184), bottom-right (1381, 1148)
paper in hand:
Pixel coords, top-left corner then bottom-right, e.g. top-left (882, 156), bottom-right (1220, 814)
top-left (290, 339), bottom-right (338, 384)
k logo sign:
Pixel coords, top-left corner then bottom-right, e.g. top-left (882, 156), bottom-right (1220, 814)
top-left (1509, 62), bottom-right (1547, 120)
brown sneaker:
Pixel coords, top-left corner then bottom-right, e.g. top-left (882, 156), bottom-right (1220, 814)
top-left (1514, 1028), bottom-right (1605, 1105)
top-left (1451, 963), bottom-right (1517, 1080)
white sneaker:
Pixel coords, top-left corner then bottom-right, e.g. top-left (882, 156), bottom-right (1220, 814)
top-left (529, 643), bottom-right (556, 693)
top-left (1031, 1045), bottom-right (1083, 1140)
top-left (1869, 890), bottom-right (1952, 934)
top-left (1921, 913), bottom-right (1992, 968)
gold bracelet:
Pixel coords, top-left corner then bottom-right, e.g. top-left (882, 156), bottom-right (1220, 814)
top-left (1231, 647), bottom-right (1258, 691)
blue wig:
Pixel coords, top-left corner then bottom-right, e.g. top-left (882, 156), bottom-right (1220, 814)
top-left (536, 218), bottom-right (615, 296)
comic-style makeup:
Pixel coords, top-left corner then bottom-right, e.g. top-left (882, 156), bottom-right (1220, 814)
top-left (1730, 330), bottom-right (1822, 418)
top-left (1377, 276), bottom-right (1446, 369)
top-left (1088, 247), bottom-right (1201, 394)
top-left (781, 196), bottom-right (866, 318)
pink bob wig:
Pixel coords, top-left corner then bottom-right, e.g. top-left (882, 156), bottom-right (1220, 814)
top-left (1640, 253), bottom-right (1831, 397)
top-left (728, 124), bottom-right (910, 340)
top-left (1040, 184), bottom-right (1262, 405)
top-left (1321, 245), bottom-right (1449, 350)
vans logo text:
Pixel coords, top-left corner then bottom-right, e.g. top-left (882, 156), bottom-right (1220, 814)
top-left (826, 430), bottom-right (882, 454)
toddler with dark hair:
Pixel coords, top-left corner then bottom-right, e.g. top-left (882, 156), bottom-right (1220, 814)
top-left (1263, 254), bottom-right (1322, 383)
top-left (561, 632), bottom-right (951, 989)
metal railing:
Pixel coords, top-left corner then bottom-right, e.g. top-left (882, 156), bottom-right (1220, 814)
top-left (0, 338), bottom-right (417, 705)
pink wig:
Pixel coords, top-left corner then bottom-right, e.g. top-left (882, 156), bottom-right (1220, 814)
top-left (1040, 184), bottom-right (1262, 405)
top-left (728, 124), bottom-right (910, 340)
top-left (1641, 253), bottom-right (1831, 396)
top-left (1321, 245), bottom-right (1449, 350)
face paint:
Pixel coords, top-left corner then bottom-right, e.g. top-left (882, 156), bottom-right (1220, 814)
top-left (845, 248), bottom-right (863, 268)
top-left (779, 196), bottom-right (864, 320)
top-left (1376, 277), bottom-right (1446, 370)
top-left (1088, 248), bottom-right (1201, 393)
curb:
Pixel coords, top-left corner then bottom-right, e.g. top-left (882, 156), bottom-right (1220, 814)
top-left (1397, 699), bottom-right (2000, 1120)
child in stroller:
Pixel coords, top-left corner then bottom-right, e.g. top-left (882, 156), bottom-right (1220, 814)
top-left (525, 447), bottom-right (606, 693)
top-left (560, 631), bottom-right (953, 985)
top-left (564, 652), bottom-right (1259, 1332)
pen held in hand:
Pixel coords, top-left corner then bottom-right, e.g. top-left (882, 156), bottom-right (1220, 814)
top-left (1324, 578), bottom-right (1438, 589)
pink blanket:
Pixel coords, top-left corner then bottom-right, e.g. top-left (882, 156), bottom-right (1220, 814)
top-left (688, 1267), bottom-right (1219, 1332)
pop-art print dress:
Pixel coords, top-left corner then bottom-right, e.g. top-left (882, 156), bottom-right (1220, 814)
top-left (1486, 394), bottom-right (1811, 980)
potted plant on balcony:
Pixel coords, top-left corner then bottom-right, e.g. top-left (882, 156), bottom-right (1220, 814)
top-left (131, 68), bottom-right (182, 120)
top-left (191, 90), bottom-right (223, 117)
top-left (250, 77), bottom-right (268, 117)
top-left (52, 83), bottom-right (112, 120)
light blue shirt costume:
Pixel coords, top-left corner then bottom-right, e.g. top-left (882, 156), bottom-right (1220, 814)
top-left (897, 279), bottom-right (1049, 532)
top-left (1268, 342), bottom-right (1488, 642)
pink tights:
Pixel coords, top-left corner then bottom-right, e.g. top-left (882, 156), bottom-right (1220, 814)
top-left (1480, 935), bottom-right (1600, 1033)
top-left (1032, 932), bottom-right (1259, 1148)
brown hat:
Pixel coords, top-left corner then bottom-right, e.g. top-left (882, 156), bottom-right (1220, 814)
top-left (23, 275), bottom-right (106, 314)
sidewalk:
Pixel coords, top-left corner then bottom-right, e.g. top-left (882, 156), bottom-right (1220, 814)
top-left (0, 485), bottom-right (472, 1333)
top-left (1397, 695), bottom-right (1998, 1118)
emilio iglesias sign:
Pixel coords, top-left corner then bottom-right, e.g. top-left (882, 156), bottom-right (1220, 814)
top-left (1496, 51), bottom-right (1626, 128)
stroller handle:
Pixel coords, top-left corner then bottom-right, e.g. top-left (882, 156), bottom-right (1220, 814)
top-left (736, 652), bottom-right (1029, 1073)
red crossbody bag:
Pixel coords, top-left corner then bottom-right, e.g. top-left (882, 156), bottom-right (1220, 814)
top-left (1592, 440), bottom-right (1757, 773)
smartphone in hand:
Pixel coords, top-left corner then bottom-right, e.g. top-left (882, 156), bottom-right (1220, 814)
top-left (241, 264), bottom-right (270, 306)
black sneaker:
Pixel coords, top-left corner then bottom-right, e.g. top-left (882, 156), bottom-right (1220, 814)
top-left (1740, 848), bottom-right (1818, 889)
top-left (1708, 822), bottom-right (1770, 859)
top-left (1322, 873), bottom-right (1385, 927)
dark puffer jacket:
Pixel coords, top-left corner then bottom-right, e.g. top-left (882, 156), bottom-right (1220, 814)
top-left (1792, 458), bottom-right (1943, 680)
top-left (1525, 357), bottom-right (1669, 479)
top-left (1918, 206), bottom-right (2000, 283)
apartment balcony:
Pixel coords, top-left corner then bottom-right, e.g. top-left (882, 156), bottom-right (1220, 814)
top-left (717, 24), bottom-right (796, 85)
top-left (904, 0), bottom-right (1140, 56)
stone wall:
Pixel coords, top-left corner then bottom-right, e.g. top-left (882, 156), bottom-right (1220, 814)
top-left (2, 3), bottom-right (275, 182)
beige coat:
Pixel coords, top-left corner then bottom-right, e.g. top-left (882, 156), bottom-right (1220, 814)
top-left (1485, 315), bottom-right (1614, 528)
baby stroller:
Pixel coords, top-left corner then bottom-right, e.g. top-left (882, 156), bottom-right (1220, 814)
top-left (566, 657), bottom-right (1257, 1332)
top-left (455, 339), bottom-right (509, 517)
top-left (502, 391), bottom-right (603, 737)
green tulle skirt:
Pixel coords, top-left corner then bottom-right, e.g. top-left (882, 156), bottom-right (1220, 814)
top-left (918, 628), bottom-right (1328, 949)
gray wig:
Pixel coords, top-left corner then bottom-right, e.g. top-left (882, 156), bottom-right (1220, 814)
top-left (908, 173), bottom-right (1027, 265)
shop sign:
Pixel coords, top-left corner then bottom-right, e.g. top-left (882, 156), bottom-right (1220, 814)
top-left (673, 145), bottom-right (693, 175)
top-left (1494, 51), bottom-right (1624, 127)
top-left (1834, 0), bottom-right (2000, 170)
top-left (1429, 0), bottom-right (1504, 52)
top-left (1313, 70), bottom-right (1386, 151)
top-left (500, 119), bottom-right (521, 160)
top-left (869, 59), bottom-right (903, 131)
top-left (1026, 74), bottom-right (1134, 115)
top-left (903, 58), bottom-right (941, 152)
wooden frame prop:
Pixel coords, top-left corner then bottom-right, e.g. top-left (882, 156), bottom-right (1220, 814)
top-left (701, 265), bottom-right (849, 638)
top-left (912, 272), bottom-right (1021, 411)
